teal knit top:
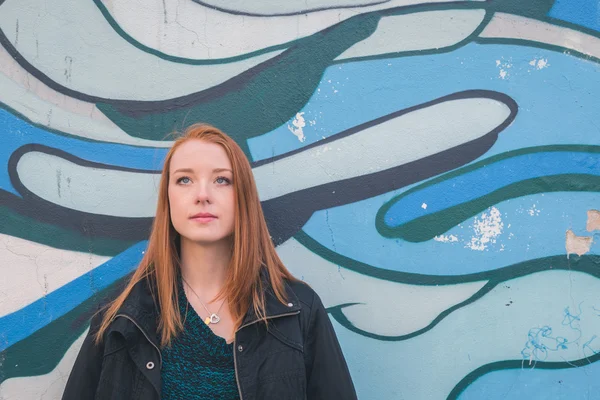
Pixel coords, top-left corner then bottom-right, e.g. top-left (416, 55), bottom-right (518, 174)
top-left (161, 277), bottom-right (240, 400)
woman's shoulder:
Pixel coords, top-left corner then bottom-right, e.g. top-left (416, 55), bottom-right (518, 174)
top-left (284, 279), bottom-right (322, 311)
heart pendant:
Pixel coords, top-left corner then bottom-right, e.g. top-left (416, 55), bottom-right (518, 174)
top-left (210, 314), bottom-right (221, 324)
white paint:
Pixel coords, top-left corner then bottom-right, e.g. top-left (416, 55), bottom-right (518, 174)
top-left (537, 59), bottom-right (549, 69)
top-left (253, 97), bottom-right (514, 201)
top-left (101, 0), bottom-right (479, 60)
top-left (288, 112), bottom-right (307, 142)
top-left (466, 206), bottom-right (504, 251)
top-left (496, 58), bottom-right (512, 80)
top-left (434, 234), bottom-right (459, 243)
top-left (336, 9), bottom-right (486, 60)
top-left (480, 13), bottom-right (600, 60)
top-left (278, 238), bottom-right (488, 337)
top-left (0, 234), bottom-right (110, 317)
top-left (16, 151), bottom-right (161, 218)
top-left (527, 204), bottom-right (541, 216)
top-left (0, 0), bottom-right (284, 100)
top-left (195, 0), bottom-right (485, 15)
top-left (0, 45), bottom-right (171, 147)
top-left (315, 146), bottom-right (332, 156)
top-left (529, 58), bottom-right (549, 69)
top-left (0, 330), bottom-right (86, 399)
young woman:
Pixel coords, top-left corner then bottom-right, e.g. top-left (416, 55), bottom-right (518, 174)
top-left (62, 124), bottom-right (357, 399)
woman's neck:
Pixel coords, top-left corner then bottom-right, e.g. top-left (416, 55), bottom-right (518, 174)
top-left (179, 237), bottom-right (232, 302)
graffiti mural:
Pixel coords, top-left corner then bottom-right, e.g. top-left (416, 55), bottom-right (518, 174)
top-left (1, 0), bottom-right (599, 398)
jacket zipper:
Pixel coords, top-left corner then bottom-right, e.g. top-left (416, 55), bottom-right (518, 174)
top-left (233, 310), bottom-right (301, 400)
top-left (115, 313), bottom-right (163, 367)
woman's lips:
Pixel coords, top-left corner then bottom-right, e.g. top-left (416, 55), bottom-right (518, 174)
top-left (190, 213), bottom-right (217, 223)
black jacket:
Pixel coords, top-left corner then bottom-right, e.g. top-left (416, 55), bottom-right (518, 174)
top-left (62, 276), bottom-right (358, 399)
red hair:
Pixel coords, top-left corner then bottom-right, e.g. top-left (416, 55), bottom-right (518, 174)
top-left (96, 124), bottom-right (296, 346)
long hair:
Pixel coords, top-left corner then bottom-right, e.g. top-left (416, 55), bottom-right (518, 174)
top-left (95, 123), bottom-right (296, 346)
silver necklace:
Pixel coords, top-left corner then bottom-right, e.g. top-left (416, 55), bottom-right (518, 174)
top-left (182, 277), bottom-right (226, 325)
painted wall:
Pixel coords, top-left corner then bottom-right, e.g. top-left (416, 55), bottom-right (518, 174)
top-left (1, 0), bottom-right (599, 398)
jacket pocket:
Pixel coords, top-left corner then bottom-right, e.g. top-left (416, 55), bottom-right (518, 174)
top-left (238, 315), bottom-right (307, 399)
top-left (253, 333), bottom-right (306, 399)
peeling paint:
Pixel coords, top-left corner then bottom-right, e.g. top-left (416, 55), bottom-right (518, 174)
top-left (2, 1), bottom-right (600, 398)
top-left (495, 58), bottom-right (512, 80)
top-left (466, 207), bottom-right (504, 251)
top-left (287, 112), bottom-right (306, 142)
top-left (566, 229), bottom-right (593, 258)
top-left (587, 210), bottom-right (600, 232)
top-left (529, 58), bottom-right (549, 69)
top-left (434, 234), bottom-right (459, 243)
top-left (527, 204), bottom-right (540, 216)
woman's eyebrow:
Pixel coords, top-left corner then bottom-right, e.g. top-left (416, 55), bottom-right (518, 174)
top-left (172, 168), bottom-right (194, 174)
top-left (171, 167), bottom-right (232, 174)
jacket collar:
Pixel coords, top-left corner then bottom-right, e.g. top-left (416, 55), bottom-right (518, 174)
top-left (115, 271), bottom-right (301, 342)
top-left (115, 276), bottom-right (161, 346)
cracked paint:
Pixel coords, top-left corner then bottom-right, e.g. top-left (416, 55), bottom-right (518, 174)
top-left (2, 2), bottom-right (600, 399)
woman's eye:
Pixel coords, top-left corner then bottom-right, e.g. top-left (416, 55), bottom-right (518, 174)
top-left (215, 176), bottom-right (231, 185)
top-left (176, 176), bottom-right (191, 184)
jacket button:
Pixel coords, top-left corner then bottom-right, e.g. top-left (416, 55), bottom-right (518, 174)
top-left (287, 302), bottom-right (294, 307)
top-left (237, 345), bottom-right (244, 352)
top-left (146, 361), bottom-right (155, 370)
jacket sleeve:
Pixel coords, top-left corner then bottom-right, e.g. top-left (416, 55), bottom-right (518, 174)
top-left (305, 291), bottom-right (358, 400)
top-left (61, 311), bottom-right (105, 400)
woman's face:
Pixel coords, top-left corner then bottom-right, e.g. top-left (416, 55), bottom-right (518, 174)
top-left (168, 139), bottom-right (235, 245)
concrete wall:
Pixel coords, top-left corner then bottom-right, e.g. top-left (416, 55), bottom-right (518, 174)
top-left (1, 0), bottom-right (599, 398)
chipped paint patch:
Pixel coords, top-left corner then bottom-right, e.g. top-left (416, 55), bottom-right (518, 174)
top-left (587, 210), bottom-right (600, 232)
top-left (516, 203), bottom-right (540, 216)
top-left (527, 204), bottom-right (541, 216)
top-left (466, 206), bottom-right (504, 251)
top-left (566, 229), bottom-right (593, 257)
top-left (529, 58), bottom-right (550, 69)
top-left (434, 234), bottom-right (459, 243)
top-left (288, 112), bottom-right (306, 142)
top-left (421, 203), bottom-right (428, 210)
top-left (495, 58), bottom-right (512, 79)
